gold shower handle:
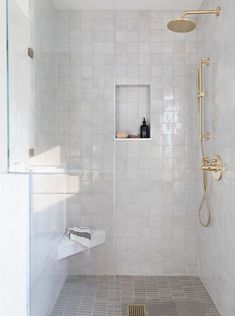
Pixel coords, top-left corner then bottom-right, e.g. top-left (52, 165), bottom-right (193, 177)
top-left (201, 155), bottom-right (223, 181)
top-left (202, 165), bottom-right (221, 172)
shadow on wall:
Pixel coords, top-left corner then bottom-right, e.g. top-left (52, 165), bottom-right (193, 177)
top-left (31, 172), bottom-right (80, 213)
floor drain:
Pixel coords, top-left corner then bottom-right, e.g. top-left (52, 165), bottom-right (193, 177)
top-left (128, 304), bottom-right (146, 316)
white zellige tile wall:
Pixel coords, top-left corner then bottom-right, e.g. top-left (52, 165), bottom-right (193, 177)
top-left (198, 0), bottom-right (235, 315)
top-left (31, 0), bottom-right (59, 167)
top-left (56, 10), bottom-right (115, 275)
top-left (114, 10), bottom-right (198, 275)
top-left (55, 10), bottom-right (199, 275)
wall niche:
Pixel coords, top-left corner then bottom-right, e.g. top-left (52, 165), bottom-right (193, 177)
top-left (116, 84), bottom-right (151, 140)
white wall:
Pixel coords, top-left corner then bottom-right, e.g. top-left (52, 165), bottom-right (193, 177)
top-left (30, 0), bottom-right (59, 168)
top-left (114, 10), bottom-right (198, 275)
top-left (0, 2), bottom-right (30, 316)
top-left (56, 10), bottom-right (199, 276)
top-left (30, 173), bottom-right (68, 316)
top-left (0, 174), bottom-right (29, 316)
top-left (52, 0), bottom-right (204, 11)
top-left (55, 10), bottom-right (116, 275)
top-left (198, 0), bottom-right (235, 315)
top-left (0, 0), bottom-right (8, 172)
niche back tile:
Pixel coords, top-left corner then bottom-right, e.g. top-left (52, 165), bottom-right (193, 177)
top-left (116, 84), bottom-right (151, 138)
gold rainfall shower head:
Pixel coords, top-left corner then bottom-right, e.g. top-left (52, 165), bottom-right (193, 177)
top-left (167, 18), bottom-right (196, 33)
top-left (167, 7), bottom-right (221, 33)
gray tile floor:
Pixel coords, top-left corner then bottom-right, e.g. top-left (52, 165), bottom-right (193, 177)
top-left (51, 276), bottom-right (220, 316)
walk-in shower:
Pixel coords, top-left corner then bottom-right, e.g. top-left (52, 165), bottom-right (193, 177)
top-left (5, 0), bottom-right (231, 315)
top-left (167, 7), bottom-right (221, 33)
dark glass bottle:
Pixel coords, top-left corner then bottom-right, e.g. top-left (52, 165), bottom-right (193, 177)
top-left (140, 117), bottom-right (149, 138)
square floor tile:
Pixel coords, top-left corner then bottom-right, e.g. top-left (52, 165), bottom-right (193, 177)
top-left (51, 276), bottom-right (220, 316)
top-left (148, 302), bottom-right (177, 315)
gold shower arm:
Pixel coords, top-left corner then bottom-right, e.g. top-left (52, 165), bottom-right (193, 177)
top-left (182, 7), bottom-right (221, 19)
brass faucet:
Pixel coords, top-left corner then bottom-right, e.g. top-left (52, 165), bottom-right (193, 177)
top-left (201, 156), bottom-right (223, 178)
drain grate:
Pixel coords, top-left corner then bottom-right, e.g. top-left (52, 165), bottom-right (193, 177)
top-left (128, 304), bottom-right (146, 316)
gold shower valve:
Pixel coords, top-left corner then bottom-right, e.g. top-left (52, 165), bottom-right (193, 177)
top-left (202, 165), bottom-right (220, 172)
top-left (201, 155), bottom-right (223, 181)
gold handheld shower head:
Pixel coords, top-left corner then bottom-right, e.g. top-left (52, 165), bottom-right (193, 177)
top-left (167, 7), bottom-right (221, 33)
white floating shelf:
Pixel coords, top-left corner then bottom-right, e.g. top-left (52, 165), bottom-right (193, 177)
top-left (57, 230), bottom-right (105, 260)
top-left (115, 138), bottom-right (152, 141)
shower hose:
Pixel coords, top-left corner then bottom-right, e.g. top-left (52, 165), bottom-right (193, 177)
top-left (198, 113), bottom-right (211, 227)
top-left (198, 170), bottom-right (211, 227)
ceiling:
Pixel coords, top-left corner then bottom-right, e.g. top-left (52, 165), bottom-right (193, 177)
top-left (52, 0), bottom-right (204, 11)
